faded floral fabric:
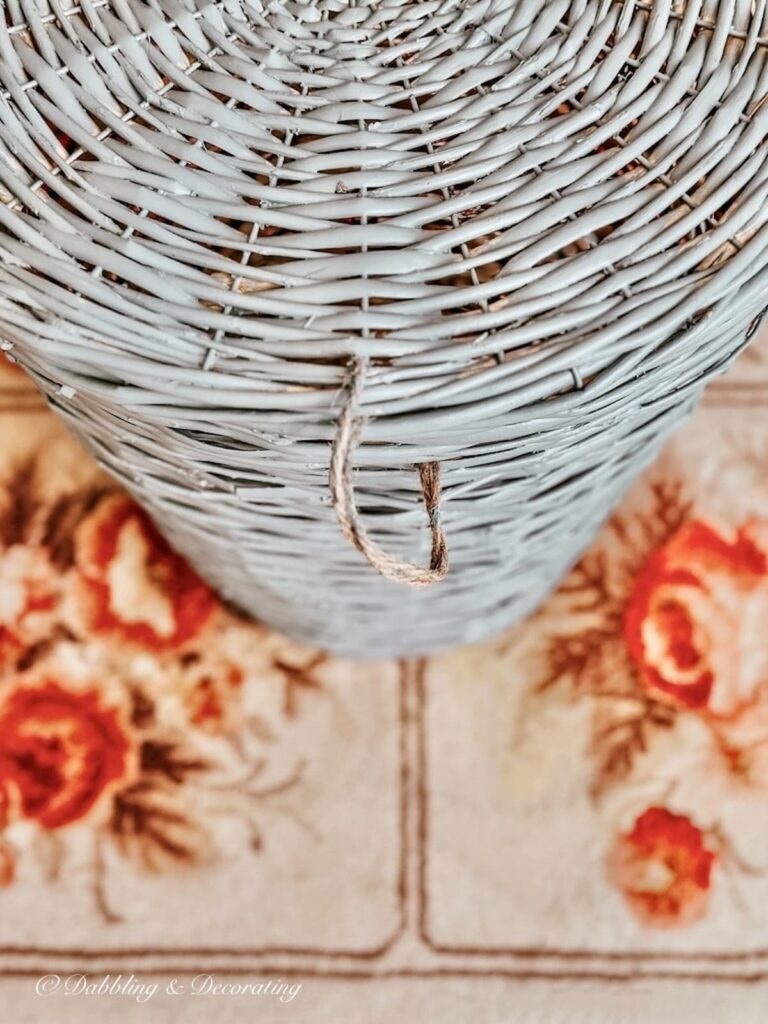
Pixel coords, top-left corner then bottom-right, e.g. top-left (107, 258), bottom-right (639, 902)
top-left (0, 453), bottom-right (322, 916)
top-left (3, 338), bottom-right (768, 1022)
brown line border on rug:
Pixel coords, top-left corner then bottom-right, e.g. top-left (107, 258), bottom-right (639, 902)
top-left (1, 966), bottom-right (767, 984)
top-left (0, 665), bottom-right (411, 965)
top-left (4, 660), bottom-right (768, 981)
top-left (414, 658), bottom-right (768, 973)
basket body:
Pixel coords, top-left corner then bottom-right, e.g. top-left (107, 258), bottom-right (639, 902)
top-left (1, 0), bottom-right (767, 656)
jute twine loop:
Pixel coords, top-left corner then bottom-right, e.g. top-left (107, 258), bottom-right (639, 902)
top-left (330, 358), bottom-right (448, 587)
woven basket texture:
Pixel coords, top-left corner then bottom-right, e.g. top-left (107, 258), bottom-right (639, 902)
top-left (1, 0), bottom-right (767, 657)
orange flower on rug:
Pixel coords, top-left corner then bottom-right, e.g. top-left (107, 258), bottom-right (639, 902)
top-left (71, 494), bottom-right (218, 651)
top-left (624, 520), bottom-right (768, 715)
top-left (0, 460), bottom-right (322, 920)
top-left (539, 482), bottom-right (768, 927)
top-left (0, 678), bottom-right (135, 829)
top-left (607, 807), bottom-right (717, 927)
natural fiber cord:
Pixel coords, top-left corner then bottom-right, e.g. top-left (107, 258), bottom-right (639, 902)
top-left (0, 0), bottom-right (767, 656)
top-left (330, 356), bottom-right (448, 587)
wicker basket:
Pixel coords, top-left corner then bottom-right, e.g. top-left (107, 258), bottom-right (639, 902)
top-left (1, 0), bottom-right (767, 657)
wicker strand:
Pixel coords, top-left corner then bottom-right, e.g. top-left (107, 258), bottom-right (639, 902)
top-left (1, 0), bottom-right (766, 654)
top-left (330, 358), bottom-right (448, 587)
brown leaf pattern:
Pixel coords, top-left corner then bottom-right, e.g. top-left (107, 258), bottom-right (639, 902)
top-left (0, 461), bottom-right (316, 921)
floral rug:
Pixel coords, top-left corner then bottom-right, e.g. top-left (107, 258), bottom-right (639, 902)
top-left (1, 336), bottom-right (768, 1023)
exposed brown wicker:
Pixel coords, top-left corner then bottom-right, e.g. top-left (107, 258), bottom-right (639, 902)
top-left (1, 0), bottom-right (767, 655)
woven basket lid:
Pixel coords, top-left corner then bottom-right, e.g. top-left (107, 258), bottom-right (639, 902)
top-left (1, 0), bottom-right (767, 654)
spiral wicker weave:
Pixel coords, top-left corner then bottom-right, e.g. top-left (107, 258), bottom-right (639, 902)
top-left (1, 0), bottom-right (767, 656)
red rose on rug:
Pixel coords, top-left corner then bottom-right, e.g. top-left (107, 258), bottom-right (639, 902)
top-left (608, 807), bottom-right (716, 927)
top-left (0, 547), bottom-right (58, 670)
top-left (0, 680), bottom-right (134, 828)
top-left (72, 495), bottom-right (218, 650)
top-left (624, 520), bottom-right (768, 715)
